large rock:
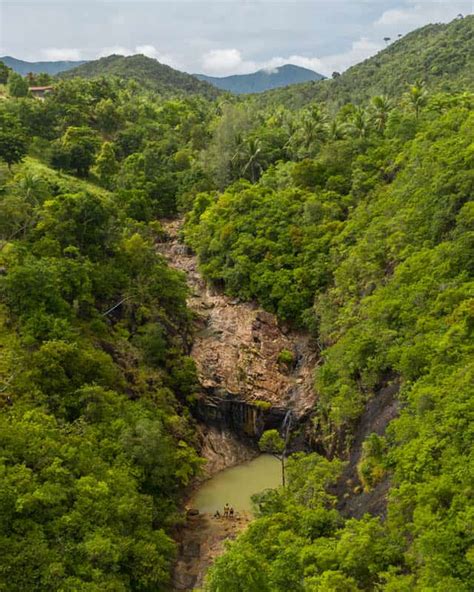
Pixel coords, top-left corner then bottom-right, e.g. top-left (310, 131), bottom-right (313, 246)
top-left (157, 221), bottom-right (318, 420)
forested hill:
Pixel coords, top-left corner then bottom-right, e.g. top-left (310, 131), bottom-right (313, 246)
top-left (255, 15), bottom-right (474, 108)
top-left (0, 13), bottom-right (473, 592)
top-left (195, 64), bottom-right (325, 94)
top-left (1, 56), bottom-right (87, 75)
top-left (59, 54), bottom-right (223, 99)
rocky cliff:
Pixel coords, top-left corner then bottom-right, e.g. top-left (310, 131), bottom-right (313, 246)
top-left (157, 220), bottom-right (318, 439)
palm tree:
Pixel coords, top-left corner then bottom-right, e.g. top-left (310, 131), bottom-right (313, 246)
top-left (406, 83), bottom-right (428, 119)
top-left (232, 137), bottom-right (263, 183)
top-left (16, 172), bottom-right (44, 204)
top-left (349, 106), bottom-right (369, 139)
top-left (371, 95), bottom-right (392, 133)
top-left (296, 106), bottom-right (328, 156)
top-left (328, 119), bottom-right (346, 141)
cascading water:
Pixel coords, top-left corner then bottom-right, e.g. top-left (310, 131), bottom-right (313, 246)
top-left (281, 409), bottom-right (293, 445)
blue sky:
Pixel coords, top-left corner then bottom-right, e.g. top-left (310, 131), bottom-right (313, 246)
top-left (1, 1), bottom-right (472, 75)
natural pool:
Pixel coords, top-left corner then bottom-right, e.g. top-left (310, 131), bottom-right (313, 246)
top-left (191, 454), bottom-right (281, 515)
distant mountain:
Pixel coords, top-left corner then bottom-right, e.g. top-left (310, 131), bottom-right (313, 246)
top-left (254, 15), bottom-right (474, 108)
top-left (58, 54), bottom-right (222, 99)
top-left (195, 64), bottom-right (325, 94)
top-left (1, 56), bottom-right (87, 76)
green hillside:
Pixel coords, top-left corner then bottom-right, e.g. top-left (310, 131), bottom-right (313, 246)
top-left (0, 78), bottom-right (212, 589)
top-left (59, 53), bottom-right (222, 99)
top-left (1, 56), bottom-right (87, 76)
top-left (195, 64), bottom-right (325, 94)
top-left (188, 85), bottom-right (474, 592)
top-left (255, 15), bottom-right (474, 108)
top-left (0, 13), bottom-right (473, 592)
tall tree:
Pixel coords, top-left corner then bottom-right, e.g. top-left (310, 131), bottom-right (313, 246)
top-left (370, 95), bottom-right (392, 133)
top-left (0, 114), bottom-right (28, 170)
top-left (0, 60), bottom-right (11, 84)
top-left (405, 83), bottom-right (428, 119)
top-left (95, 141), bottom-right (119, 187)
top-left (7, 72), bottom-right (29, 97)
top-left (259, 429), bottom-right (287, 486)
top-left (53, 126), bottom-right (100, 177)
top-left (349, 106), bottom-right (370, 138)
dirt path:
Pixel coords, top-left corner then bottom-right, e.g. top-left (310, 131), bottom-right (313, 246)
top-left (173, 512), bottom-right (251, 591)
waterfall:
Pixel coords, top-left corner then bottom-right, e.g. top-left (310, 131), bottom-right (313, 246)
top-left (281, 409), bottom-right (293, 446)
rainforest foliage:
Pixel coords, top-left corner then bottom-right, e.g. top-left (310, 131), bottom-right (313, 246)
top-left (254, 15), bottom-right (474, 109)
top-left (0, 15), bottom-right (473, 592)
top-left (0, 78), bottom-right (208, 591)
top-left (189, 92), bottom-right (474, 591)
top-left (58, 54), bottom-right (222, 99)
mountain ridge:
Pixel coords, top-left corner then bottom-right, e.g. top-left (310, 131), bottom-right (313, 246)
top-left (195, 64), bottom-right (325, 94)
top-left (57, 54), bottom-right (222, 99)
top-left (1, 55), bottom-right (87, 75)
top-left (252, 15), bottom-right (474, 108)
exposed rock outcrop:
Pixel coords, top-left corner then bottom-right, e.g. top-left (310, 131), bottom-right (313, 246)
top-left (334, 376), bottom-right (401, 519)
top-left (157, 220), bottom-right (318, 427)
top-left (197, 425), bottom-right (257, 478)
top-left (158, 219), bottom-right (320, 590)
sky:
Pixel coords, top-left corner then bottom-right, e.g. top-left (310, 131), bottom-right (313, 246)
top-left (0, 1), bottom-right (472, 76)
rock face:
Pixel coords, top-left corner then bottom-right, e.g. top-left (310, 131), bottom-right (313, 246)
top-left (334, 376), bottom-right (400, 519)
top-left (158, 220), bottom-right (319, 591)
top-left (157, 220), bottom-right (318, 431)
top-left (197, 425), bottom-right (258, 478)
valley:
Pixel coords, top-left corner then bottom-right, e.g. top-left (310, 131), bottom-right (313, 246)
top-left (157, 220), bottom-right (317, 589)
top-left (0, 13), bottom-right (472, 592)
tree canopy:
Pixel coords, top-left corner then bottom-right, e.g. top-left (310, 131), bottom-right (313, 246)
top-left (1, 15), bottom-right (473, 590)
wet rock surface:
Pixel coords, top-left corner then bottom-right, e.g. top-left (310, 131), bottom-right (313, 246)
top-left (157, 220), bottom-right (318, 420)
top-left (197, 425), bottom-right (258, 478)
top-left (334, 376), bottom-right (401, 519)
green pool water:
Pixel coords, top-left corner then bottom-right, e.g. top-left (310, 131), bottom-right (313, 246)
top-left (191, 454), bottom-right (281, 515)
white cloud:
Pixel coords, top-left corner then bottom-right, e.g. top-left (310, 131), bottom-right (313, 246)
top-left (136, 44), bottom-right (161, 59)
top-left (376, 3), bottom-right (471, 27)
top-left (265, 55), bottom-right (325, 74)
top-left (200, 38), bottom-right (382, 78)
top-left (201, 49), bottom-right (326, 77)
top-left (41, 48), bottom-right (82, 61)
top-left (261, 65), bottom-right (279, 75)
top-left (377, 8), bottom-right (425, 27)
top-left (135, 45), bottom-right (178, 68)
top-left (316, 37), bottom-right (383, 75)
top-left (96, 44), bottom-right (178, 68)
top-left (98, 46), bottom-right (133, 58)
top-left (201, 48), bottom-right (256, 76)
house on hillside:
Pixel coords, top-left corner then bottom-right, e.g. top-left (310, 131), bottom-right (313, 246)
top-left (29, 85), bottom-right (54, 99)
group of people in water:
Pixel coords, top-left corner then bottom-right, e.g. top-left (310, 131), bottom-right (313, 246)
top-left (214, 503), bottom-right (235, 519)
